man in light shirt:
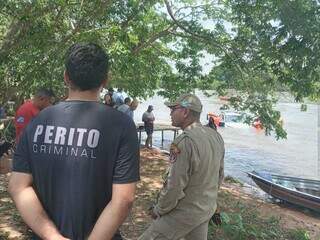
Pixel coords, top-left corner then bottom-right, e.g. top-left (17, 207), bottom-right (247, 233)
top-left (142, 105), bottom-right (155, 148)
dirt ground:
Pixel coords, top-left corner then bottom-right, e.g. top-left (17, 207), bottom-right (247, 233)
top-left (0, 148), bottom-right (320, 239)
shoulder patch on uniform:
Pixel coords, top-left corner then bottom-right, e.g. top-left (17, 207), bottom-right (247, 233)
top-left (16, 116), bottom-right (25, 123)
top-left (169, 143), bottom-right (180, 163)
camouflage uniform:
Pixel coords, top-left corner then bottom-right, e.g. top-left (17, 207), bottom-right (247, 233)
top-left (140, 120), bottom-right (225, 240)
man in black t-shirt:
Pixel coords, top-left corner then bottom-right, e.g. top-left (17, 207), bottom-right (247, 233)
top-left (9, 43), bottom-right (140, 240)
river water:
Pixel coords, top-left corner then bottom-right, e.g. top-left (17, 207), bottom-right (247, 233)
top-left (133, 92), bottom-right (319, 183)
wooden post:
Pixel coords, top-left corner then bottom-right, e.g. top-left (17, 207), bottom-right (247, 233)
top-left (161, 130), bottom-right (164, 147)
top-left (138, 130), bottom-right (142, 145)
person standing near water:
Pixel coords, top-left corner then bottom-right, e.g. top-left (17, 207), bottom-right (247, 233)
top-left (142, 105), bottom-right (155, 148)
top-left (140, 93), bottom-right (225, 240)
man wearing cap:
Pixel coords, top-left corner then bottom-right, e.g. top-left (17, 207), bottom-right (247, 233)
top-left (139, 93), bottom-right (225, 240)
top-left (142, 105), bottom-right (155, 148)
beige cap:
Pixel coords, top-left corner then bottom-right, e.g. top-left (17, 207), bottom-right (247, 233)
top-left (165, 93), bottom-right (203, 113)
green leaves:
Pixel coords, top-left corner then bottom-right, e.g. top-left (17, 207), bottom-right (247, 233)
top-left (210, 210), bottom-right (289, 240)
top-left (0, 0), bottom-right (318, 139)
top-left (289, 228), bottom-right (311, 240)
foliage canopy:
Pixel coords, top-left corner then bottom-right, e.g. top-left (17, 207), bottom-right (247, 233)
top-left (0, 0), bottom-right (319, 138)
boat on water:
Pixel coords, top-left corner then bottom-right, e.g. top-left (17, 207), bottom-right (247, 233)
top-left (247, 171), bottom-right (320, 212)
top-left (207, 111), bottom-right (266, 129)
top-left (207, 111), bottom-right (252, 128)
top-left (207, 111), bottom-right (245, 128)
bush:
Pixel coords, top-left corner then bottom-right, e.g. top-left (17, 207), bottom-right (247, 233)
top-left (209, 211), bottom-right (287, 240)
top-left (288, 229), bottom-right (310, 240)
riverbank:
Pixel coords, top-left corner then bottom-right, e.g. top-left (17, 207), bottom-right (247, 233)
top-left (0, 148), bottom-right (319, 239)
top-left (123, 148), bottom-right (320, 240)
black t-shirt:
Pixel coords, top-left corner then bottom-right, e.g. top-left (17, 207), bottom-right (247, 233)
top-left (13, 101), bottom-right (140, 239)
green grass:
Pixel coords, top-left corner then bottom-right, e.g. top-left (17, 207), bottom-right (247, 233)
top-left (288, 229), bottom-right (311, 240)
top-left (224, 175), bottom-right (244, 186)
top-left (208, 191), bottom-right (311, 240)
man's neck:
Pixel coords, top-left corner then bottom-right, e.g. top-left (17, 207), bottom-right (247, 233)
top-left (181, 120), bottom-right (199, 130)
top-left (67, 89), bottom-right (100, 102)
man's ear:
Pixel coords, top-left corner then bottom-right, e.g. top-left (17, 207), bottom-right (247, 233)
top-left (64, 71), bottom-right (71, 86)
top-left (183, 108), bottom-right (190, 118)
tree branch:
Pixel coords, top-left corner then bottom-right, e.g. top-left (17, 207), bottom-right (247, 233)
top-left (120, 0), bottom-right (148, 30)
top-left (163, 0), bottom-right (248, 79)
top-left (132, 24), bottom-right (177, 54)
top-left (37, 0), bottom-right (114, 68)
top-left (0, 3), bottom-right (61, 64)
top-left (174, 2), bottom-right (217, 18)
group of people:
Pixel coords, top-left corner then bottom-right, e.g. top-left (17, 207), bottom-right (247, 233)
top-left (103, 88), bottom-right (139, 119)
top-left (14, 87), bottom-right (154, 149)
top-left (103, 88), bottom-right (124, 108)
top-left (103, 88), bottom-right (155, 148)
top-left (8, 43), bottom-right (225, 240)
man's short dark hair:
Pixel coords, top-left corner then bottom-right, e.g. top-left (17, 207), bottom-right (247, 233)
top-left (147, 105), bottom-right (153, 111)
top-left (65, 43), bottom-right (109, 91)
top-left (35, 88), bottom-right (55, 98)
top-left (124, 97), bottom-right (131, 104)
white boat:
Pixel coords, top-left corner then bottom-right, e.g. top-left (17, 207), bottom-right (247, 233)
top-left (220, 111), bottom-right (248, 128)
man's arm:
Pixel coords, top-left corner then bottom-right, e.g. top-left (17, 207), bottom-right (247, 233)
top-left (88, 183), bottom-right (136, 240)
top-left (8, 172), bottom-right (69, 240)
top-left (154, 137), bottom-right (193, 216)
top-left (218, 152), bottom-right (225, 188)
